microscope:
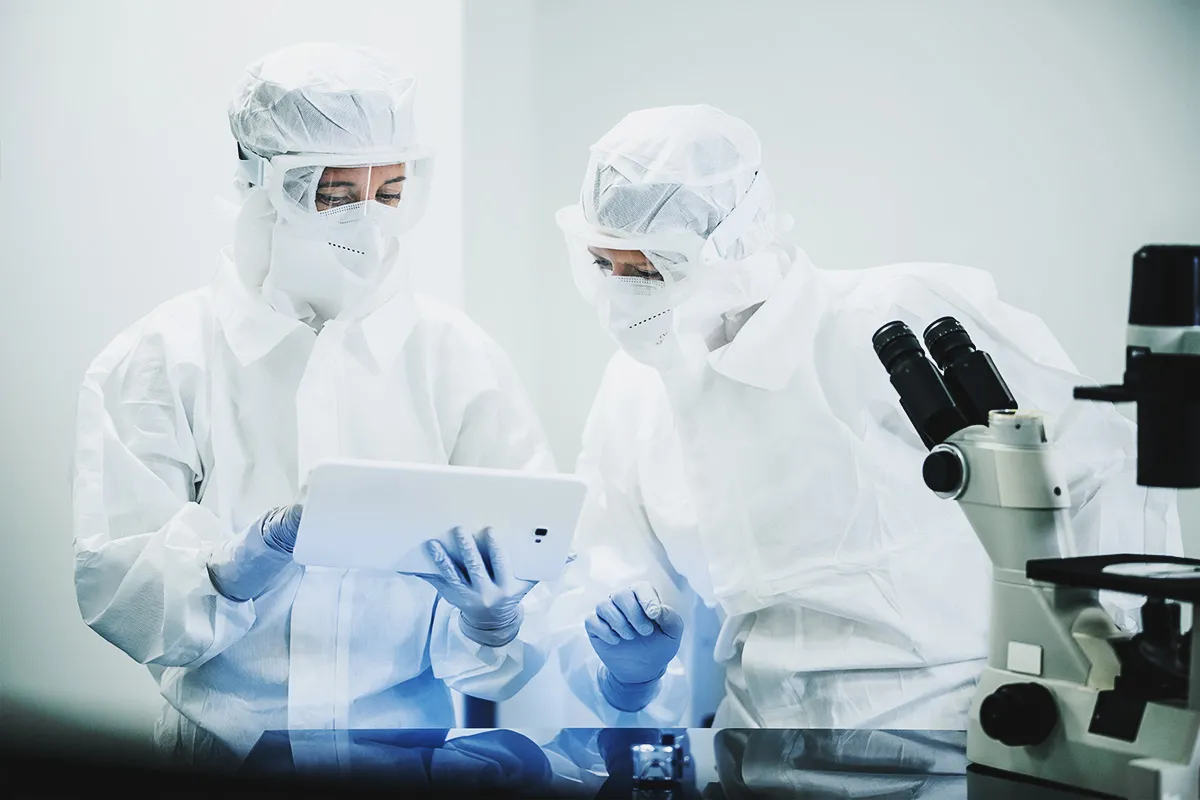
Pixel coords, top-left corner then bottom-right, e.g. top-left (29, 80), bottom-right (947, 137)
top-left (871, 244), bottom-right (1200, 800)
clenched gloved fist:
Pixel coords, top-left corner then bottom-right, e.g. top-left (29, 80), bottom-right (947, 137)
top-left (420, 527), bottom-right (537, 647)
top-left (586, 582), bottom-right (684, 711)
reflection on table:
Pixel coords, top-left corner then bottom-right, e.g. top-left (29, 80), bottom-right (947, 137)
top-left (240, 726), bottom-right (1111, 798)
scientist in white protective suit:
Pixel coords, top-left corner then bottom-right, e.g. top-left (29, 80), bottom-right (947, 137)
top-left (71, 42), bottom-right (557, 769)
top-left (545, 104), bottom-right (1184, 728)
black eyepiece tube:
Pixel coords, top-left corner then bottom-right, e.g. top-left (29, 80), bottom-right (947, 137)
top-left (922, 316), bottom-right (1017, 426)
top-left (872, 321), bottom-right (970, 449)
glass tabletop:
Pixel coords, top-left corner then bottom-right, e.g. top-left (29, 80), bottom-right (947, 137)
top-left (240, 727), bottom-right (1109, 798)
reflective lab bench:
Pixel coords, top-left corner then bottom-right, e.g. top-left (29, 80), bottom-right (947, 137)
top-left (239, 727), bottom-right (1109, 798)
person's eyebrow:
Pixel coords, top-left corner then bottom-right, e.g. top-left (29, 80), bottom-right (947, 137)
top-left (318, 180), bottom-right (358, 189)
top-left (381, 176), bottom-right (407, 185)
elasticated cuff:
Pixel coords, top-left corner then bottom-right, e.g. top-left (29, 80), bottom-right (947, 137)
top-left (458, 605), bottom-right (525, 648)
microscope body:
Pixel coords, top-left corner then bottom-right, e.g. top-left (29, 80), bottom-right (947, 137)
top-left (872, 245), bottom-right (1200, 800)
top-left (933, 412), bottom-right (1200, 800)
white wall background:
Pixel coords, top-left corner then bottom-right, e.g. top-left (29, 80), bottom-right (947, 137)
top-left (0, 0), bottom-right (463, 750)
top-left (3, 0), bottom-right (1199, 748)
top-left (466, 0), bottom-right (1200, 727)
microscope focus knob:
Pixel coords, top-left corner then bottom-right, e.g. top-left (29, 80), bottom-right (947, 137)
top-left (980, 682), bottom-right (1058, 747)
top-left (923, 446), bottom-right (966, 498)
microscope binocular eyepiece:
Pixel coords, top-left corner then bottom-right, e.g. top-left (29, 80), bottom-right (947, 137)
top-left (872, 317), bottom-right (1015, 449)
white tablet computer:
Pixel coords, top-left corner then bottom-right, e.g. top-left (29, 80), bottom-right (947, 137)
top-left (291, 458), bottom-right (588, 583)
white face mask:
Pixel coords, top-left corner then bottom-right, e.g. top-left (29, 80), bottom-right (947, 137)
top-left (255, 201), bottom-right (403, 326)
top-left (597, 277), bottom-right (710, 370)
top-left (595, 248), bottom-right (791, 372)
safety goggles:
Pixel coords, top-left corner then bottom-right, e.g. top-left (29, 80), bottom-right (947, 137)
top-left (554, 204), bottom-right (709, 306)
top-left (555, 169), bottom-right (774, 306)
top-left (237, 145), bottom-right (435, 235)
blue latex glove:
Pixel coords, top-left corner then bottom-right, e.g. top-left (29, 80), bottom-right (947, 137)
top-left (420, 528), bottom-right (537, 647)
top-left (261, 504), bottom-right (304, 554)
top-left (586, 582), bottom-right (684, 711)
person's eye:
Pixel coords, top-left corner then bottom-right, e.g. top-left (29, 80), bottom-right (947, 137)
top-left (317, 194), bottom-right (355, 208)
top-left (634, 268), bottom-right (662, 281)
top-left (592, 257), bottom-right (613, 272)
top-left (375, 192), bottom-right (403, 206)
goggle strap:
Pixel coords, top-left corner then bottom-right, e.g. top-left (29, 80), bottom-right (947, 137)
top-left (701, 170), bottom-right (769, 262)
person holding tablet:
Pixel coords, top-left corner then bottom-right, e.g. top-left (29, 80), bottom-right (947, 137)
top-left (71, 43), bottom-right (555, 770)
